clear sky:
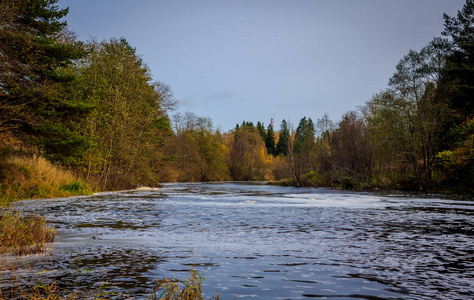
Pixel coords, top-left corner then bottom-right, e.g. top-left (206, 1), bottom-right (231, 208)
top-left (59, 0), bottom-right (466, 131)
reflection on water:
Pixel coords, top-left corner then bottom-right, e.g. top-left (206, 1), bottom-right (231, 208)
top-left (2, 182), bottom-right (473, 299)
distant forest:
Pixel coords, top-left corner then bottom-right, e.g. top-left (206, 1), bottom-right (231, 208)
top-left (1, 0), bottom-right (473, 197)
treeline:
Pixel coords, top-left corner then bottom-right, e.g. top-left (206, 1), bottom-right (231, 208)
top-left (160, 0), bottom-right (474, 193)
top-left (1, 0), bottom-right (473, 197)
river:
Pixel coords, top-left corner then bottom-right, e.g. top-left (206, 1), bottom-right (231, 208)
top-left (2, 182), bottom-right (473, 299)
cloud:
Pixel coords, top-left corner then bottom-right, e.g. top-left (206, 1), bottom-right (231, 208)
top-left (176, 96), bottom-right (192, 107)
top-left (207, 92), bottom-right (235, 101)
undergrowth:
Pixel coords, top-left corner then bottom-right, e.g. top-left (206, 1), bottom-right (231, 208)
top-left (0, 209), bottom-right (56, 256)
top-left (0, 154), bottom-right (93, 206)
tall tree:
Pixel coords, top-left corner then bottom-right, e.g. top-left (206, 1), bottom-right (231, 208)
top-left (256, 121), bottom-right (266, 140)
top-left (229, 125), bottom-right (268, 181)
top-left (265, 123), bottom-right (276, 156)
top-left (442, 0), bottom-right (474, 119)
top-left (0, 0), bottom-right (88, 163)
top-left (166, 111), bottom-right (230, 182)
top-left (276, 119), bottom-right (290, 156)
top-left (388, 42), bottom-right (448, 189)
top-left (75, 38), bottom-right (171, 189)
top-left (436, 0), bottom-right (474, 190)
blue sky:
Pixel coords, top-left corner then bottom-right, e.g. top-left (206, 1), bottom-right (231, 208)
top-left (60, 0), bottom-right (465, 131)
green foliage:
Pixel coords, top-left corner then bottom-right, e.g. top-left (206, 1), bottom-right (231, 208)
top-left (442, 0), bottom-right (474, 119)
top-left (340, 177), bottom-right (361, 190)
top-left (265, 123), bottom-right (276, 156)
top-left (0, 0), bottom-right (90, 165)
top-left (73, 38), bottom-right (172, 189)
top-left (256, 121), bottom-right (266, 140)
top-left (299, 171), bottom-right (326, 187)
top-left (60, 180), bottom-right (85, 192)
top-left (275, 119), bottom-right (290, 156)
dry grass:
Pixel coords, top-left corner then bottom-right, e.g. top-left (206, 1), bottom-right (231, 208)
top-left (0, 268), bottom-right (218, 300)
top-left (149, 269), bottom-right (220, 300)
top-left (0, 154), bottom-right (92, 205)
top-left (6, 155), bottom-right (77, 186)
top-left (0, 209), bottom-right (56, 256)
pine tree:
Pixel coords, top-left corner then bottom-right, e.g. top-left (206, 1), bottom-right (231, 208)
top-left (0, 0), bottom-right (88, 164)
top-left (276, 119), bottom-right (290, 156)
top-left (442, 0), bottom-right (474, 119)
top-left (256, 121), bottom-right (266, 140)
top-left (265, 123), bottom-right (276, 156)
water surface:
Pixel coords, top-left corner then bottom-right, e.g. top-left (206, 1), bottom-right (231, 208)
top-left (3, 182), bottom-right (473, 299)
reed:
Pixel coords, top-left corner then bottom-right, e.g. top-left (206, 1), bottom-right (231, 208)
top-left (149, 269), bottom-right (220, 300)
top-left (0, 209), bottom-right (55, 256)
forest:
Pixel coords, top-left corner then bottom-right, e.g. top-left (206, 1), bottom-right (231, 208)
top-left (1, 0), bottom-right (474, 202)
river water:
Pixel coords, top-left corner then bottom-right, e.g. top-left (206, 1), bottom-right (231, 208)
top-left (2, 182), bottom-right (473, 299)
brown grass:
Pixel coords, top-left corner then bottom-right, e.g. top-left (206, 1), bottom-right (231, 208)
top-left (0, 209), bottom-right (55, 256)
top-left (0, 154), bottom-right (92, 206)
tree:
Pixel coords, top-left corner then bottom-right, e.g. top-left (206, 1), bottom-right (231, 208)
top-left (292, 117), bottom-right (316, 178)
top-left (314, 113), bottom-right (340, 185)
top-left (265, 123), bottom-right (276, 156)
top-left (442, 0), bottom-right (474, 118)
top-left (166, 112), bottom-right (230, 182)
top-left (229, 125), bottom-right (268, 180)
top-left (331, 111), bottom-right (371, 184)
top-left (276, 119), bottom-right (290, 156)
top-left (256, 121), bottom-right (266, 140)
top-left (388, 42), bottom-right (449, 189)
top-left (75, 38), bottom-right (172, 189)
top-left (436, 0), bottom-right (474, 189)
top-left (0, 0), bottom-right (89, 163)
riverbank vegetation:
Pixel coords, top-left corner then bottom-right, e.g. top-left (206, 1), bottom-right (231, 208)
top-left (0, 208), bottom-right (55, 255)
top-left (1, 0), bottom-right (473, 210)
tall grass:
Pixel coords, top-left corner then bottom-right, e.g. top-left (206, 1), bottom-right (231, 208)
top-left (0, 267), bottom-right (219, 300)
top-left (0, 154), bottom-right (91, 257)
top-left (0, 209), bottom-right (56, 256)
top-left (149, 269), bottom-right (220, 300)
top-left (0, 154), bottom-right (92, 205)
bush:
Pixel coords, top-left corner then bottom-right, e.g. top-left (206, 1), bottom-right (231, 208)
top-left (340, 177), bottom-right (360, 190)
top-left (300, 171), bottom-right (326, 187)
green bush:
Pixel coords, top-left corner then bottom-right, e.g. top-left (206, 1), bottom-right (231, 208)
top-left (340, 177), bottom-right (360, 190)
top-left (60, 180), bottom-right (85, 192)
top-left (300, 171), bottom-right (326, 187)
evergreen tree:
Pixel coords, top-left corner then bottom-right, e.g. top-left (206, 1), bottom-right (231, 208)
top-left (276, 119), bottom-right (290, 155)
top-left (295, 117), bottom-right (315, 148)
top-left (437, 0), bottom-right (474, 190)
top-left (265, 123), bottom-right (276, 156)
top-left (442, 0), bottom-right (474, 120)
top-left (256, 121), bottom-right (266, 140)
top-left (0, 0), bottom-right (88, 164)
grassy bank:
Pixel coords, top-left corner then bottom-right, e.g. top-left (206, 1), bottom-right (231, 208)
top-left (0, 154), bottom-right (94, 258)
top-left (0, 154), bottom-right (93, 206)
